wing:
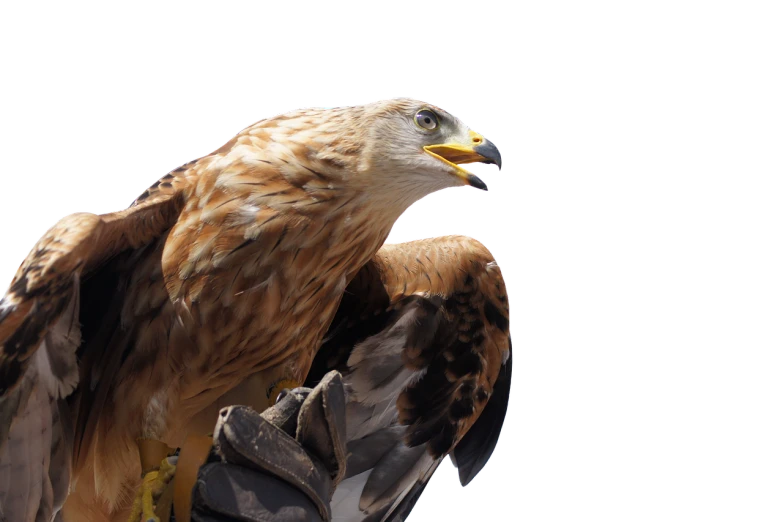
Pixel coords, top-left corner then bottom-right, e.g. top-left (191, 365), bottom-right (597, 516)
top-left (0, 170), bottom-right (186, 522)
top-left (307, 235), bottom-right (512, 522)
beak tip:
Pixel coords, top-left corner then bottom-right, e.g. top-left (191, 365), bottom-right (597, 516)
top-left (467, 174), bottom-right (488, 191)
top-left (474, 140), bottom-right (502, 171)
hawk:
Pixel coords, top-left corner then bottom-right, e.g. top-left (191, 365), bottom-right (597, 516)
top-left (0, 99), bottom-right (506, 522)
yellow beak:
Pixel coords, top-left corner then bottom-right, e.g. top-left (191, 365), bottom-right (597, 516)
top-left (423, 131), bottom-right (502, 190)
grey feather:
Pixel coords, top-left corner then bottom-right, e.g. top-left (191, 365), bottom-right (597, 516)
top-left (0, 365), bottom-right (49, 522)
top-left (345, 305), bottom-right (422, 403)
top-left (329, 298), bottom-right (441, 522)
top-left (318, 264), bottom-right (511, 522)
top-left (41, 289), bottom-right (81, 399)
top-left (0, 372), bottom-right (33, 457)
top-left (342, 301), bottom-right (433, 442)
top-left (371, 459), bottom-right (439, 522)
top-left (359, 443), bottom-right (431, 512)
top-left (47, 399), bottom-right (74, 516)
top-left (345, 426), bottom-right (406, 478)
top-left (0, 283), bottom-right (80, 522)
top-left (332, 444), bottom-right (438, 522)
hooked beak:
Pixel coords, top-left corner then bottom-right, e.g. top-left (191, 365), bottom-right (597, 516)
top-left (423, 131), bottom-right (502, 190)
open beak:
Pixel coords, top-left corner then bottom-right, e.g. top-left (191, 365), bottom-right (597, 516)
top-left (423, 131), bottom-right (502, 190)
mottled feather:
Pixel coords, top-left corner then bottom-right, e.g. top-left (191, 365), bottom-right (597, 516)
top-left (308, 236), bottom-right (512, 522)
top-left (0, 99), bottom-right (503, 522)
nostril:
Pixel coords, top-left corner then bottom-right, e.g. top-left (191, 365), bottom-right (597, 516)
top-left (472, 137), bottom-right (482, 144)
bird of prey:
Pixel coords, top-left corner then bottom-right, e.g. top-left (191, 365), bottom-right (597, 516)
top-left (310, 236), bottom-right (512, 522)
top-left (0, 99), bottom-right (504, 522)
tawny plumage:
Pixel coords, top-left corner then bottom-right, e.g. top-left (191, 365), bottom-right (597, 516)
top-left (0, 99), bottom-right (504, 522)
top-left (312, 236), bottom-right (512, 522)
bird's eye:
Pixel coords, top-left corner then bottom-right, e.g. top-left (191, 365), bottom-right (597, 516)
top-left (414, 109), bottom-right (439, 131)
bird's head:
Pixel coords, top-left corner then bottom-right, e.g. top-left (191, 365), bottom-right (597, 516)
top-left (239, 99), bottom-right (501, 217)
top-left (283, 99), bottom-right (501, 212)
top-left (351, 98), bottom-right (502, 203)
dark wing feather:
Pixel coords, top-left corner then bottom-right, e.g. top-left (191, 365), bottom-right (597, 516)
top-left (308, 259), bottom-right (391, 377)
top-left (452, 341), bottom-right (512, 486)
top-left (0, 179), bottom-right (184, 397)
top-left (0, 174), bottom-right (185, 522)
top-left (310, 236), bottom-right (512, 522)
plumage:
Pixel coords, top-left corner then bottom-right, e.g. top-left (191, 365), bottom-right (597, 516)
top-left (0, 99), bottom-right (504, 522)
top-left (308, 236), bottom-right (512, 522)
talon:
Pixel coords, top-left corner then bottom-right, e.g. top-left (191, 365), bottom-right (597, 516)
top-left (127, 456), bottom-right (178, 522)
top-left (275, 388), bottom-right (290, 403)
top-left (268, 378), bottom-right (301, 408)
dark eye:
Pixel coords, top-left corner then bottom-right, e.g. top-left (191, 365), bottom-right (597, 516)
top-left (414, 109), bottom-right (439, 130)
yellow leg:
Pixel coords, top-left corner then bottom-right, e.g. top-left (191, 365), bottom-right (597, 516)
top-left (127, 456), bottom-right (178, 522)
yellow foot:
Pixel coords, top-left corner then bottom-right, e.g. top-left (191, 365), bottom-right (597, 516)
top-left (127, 456), bottom-right (178, 522)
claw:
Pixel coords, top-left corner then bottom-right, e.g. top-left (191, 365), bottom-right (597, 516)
top-left (268, 378), bottom-right (301, 408)
top-left (127, 456), bottom-right (178, 522)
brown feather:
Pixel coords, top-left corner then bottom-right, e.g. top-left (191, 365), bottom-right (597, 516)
top-left (0, 99), bottom-right (503, 521)
top-left (310, 236), bottom-right (512, 522)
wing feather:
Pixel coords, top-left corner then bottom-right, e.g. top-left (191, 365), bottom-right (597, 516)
top-left (452, 342), bottom-right (512, 485)
top-left (0, 183), bottom-right (184, 396)
top-left (309, 235), bottom-right (513, 522)
top-left (0, 175), bottom-right (185, 522)
top-left (359, 443), bottom-right (432, 513)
